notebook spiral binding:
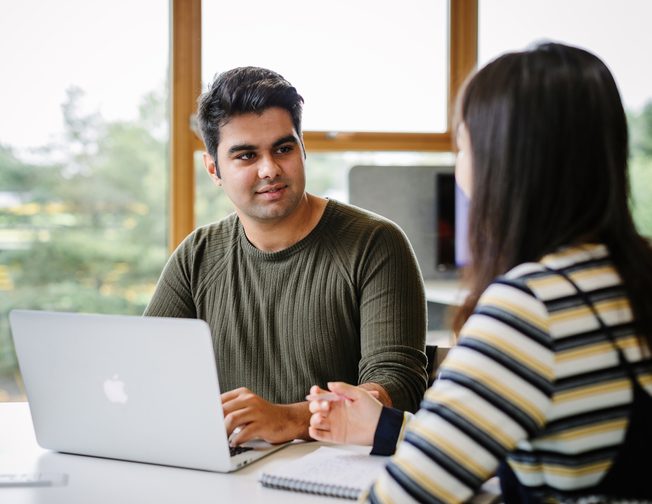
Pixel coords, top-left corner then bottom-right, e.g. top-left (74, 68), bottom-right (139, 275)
top-left (259, 473), bottom-right (361, 500)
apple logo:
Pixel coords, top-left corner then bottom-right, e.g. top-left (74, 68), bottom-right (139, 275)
top-left (103, 374), bottom-right (128, 404)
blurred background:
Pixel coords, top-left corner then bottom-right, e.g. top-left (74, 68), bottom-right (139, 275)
top-left (1, 0), bottom-right (651, 401)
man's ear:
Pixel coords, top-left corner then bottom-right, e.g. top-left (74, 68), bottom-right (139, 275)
top-left (202, 152), bottom-right (221, 185)
top-left (300, 134), bottom-right (307, 160)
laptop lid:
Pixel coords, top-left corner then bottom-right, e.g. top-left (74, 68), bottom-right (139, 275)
top-left (9, 309), bottom-right (285, 472)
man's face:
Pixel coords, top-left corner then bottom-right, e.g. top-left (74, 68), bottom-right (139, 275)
top-left (205, 107), bottom-right (306, 225)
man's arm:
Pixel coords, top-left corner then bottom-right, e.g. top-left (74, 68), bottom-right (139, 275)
top-left (144, 239), bottom-right (197, 318)
top-left (356, 222), bottom-right (428, 412)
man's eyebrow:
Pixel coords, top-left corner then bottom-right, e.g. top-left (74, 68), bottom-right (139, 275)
top-left (226, 135), bottom-right (298, 155)
top-left (227, 143), bottom-right (256, 155)
top-left (272, 135), bottom-right (299, 148)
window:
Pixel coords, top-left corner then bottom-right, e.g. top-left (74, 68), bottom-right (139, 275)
top-left (478, 0), bottom-right (652, 237)
top-left (0, 1), bottom-right (170, 401)
top-left (202, 0), bottom-right (449, 134)
top-left (1, 1), bottom-right (473, 399)
top-left (192, 0), bottom-right (476, 227)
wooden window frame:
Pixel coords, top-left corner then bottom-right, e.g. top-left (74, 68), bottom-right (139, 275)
top-left (169, 0), bottom-right (478, 250)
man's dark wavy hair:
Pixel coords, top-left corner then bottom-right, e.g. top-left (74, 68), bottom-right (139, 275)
top-left (196, 66), bottom-right (304, 172)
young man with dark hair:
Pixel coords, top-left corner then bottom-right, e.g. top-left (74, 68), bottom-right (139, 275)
top-left (145, 66), bottom-right (427, 445)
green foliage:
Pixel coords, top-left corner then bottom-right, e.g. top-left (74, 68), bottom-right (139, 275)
top-left (194, 153), bottom-right (236, 228)
top-left (629, 101), bottom-right (652, 158)
top-left (629, 156), bottom-right (652, 237)
top-left (0, 87), bottom-right (168, 397)
top-left (0, 145), bottom-right (38, 189)
top-left (628, 102), bottom-right (652, 238)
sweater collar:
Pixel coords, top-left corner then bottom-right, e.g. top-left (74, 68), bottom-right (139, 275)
top-left (237, 199), bottom-right (337, 260)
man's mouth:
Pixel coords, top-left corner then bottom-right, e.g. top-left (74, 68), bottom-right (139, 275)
top-left (256, 184), bottom-right (287, 194)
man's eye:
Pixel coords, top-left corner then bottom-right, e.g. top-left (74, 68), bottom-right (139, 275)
top-left (276, 145), bottom-right (293, 154)
top-left (236, 152), bottom-right (255, 160)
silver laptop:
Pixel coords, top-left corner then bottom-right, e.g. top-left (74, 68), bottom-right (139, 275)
top-left (9, 309), bottom-right (289, 472)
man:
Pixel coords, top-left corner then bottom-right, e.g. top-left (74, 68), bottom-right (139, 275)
top-left (145, 66), bottom-right (427, 445)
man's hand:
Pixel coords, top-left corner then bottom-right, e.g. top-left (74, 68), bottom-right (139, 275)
top-left (221, 387), bottom-right (310, 445)
top-left (307, 382), bottom-right (383, 446)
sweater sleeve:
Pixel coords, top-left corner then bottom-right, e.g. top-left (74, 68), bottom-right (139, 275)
top-left (362, 278), bottom-right (555, 503)
top-left (371, 407), bottom-right (414, 456)
top-left (143, 237), bottom-right (197, 319)
top-left (356, 222), bottom-right (428, 412)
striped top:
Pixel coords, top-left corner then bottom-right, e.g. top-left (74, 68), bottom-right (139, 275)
top-left (145, 199), bottom-right (428, 411)
top-left (365, 243), bottom-right (652, 503)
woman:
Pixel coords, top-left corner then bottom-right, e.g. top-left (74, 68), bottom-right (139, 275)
top-left (308, 42), bottom-right (652, 503)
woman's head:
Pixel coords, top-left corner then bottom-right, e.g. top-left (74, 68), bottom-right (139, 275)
top-left (458, 42), bottom-right (630, 270)
top-left (453, 42), bottom-right (652, 345)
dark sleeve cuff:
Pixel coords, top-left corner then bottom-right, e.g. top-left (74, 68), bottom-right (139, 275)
top-left (370, 406), bottom-right (404, 456)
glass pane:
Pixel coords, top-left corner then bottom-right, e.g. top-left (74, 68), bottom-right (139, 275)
top-left (0, 1), bottom-right (170, 401)
top-left (202, 0), bottom-right (448, 133)
top-left (478, 0), bottom-right (652, 237)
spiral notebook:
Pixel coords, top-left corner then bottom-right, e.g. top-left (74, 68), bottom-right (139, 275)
top-left (259, 446), bottom-right (388, 500)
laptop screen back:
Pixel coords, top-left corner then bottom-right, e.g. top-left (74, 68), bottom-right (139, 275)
top-left (10, 310), bottom-right (237, 472)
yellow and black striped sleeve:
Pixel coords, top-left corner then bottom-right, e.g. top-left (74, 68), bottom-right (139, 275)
top-left (363, 277), bottom-right (555, 503)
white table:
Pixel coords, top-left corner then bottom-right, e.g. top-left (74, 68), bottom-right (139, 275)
top-left (0, 402), bottom-right (359, 503)
top-left (1, 403), bottom-right (501, 503)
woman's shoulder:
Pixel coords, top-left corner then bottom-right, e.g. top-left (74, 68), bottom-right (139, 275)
top-left (500, 243), bottom-right (618, 302)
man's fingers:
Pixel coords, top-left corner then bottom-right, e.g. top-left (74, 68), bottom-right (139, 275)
top-left (221, 387), bottom-right (252, 404)
top-left (222, 399), bottom-right (245, 416)
top-left (230, 422), bottom-right (257, 446)
top-left (221, 392), bottom-right (261, 416)
top-left (223, 392), bottom-right (256, 405)
top-left (222, 397), bottom-right (250, 416)
top-left (224, 407), bottom-right (255, 434)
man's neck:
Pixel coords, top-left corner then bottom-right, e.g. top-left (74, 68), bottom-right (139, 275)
top-left (240, 194), bottom-right (329, 252)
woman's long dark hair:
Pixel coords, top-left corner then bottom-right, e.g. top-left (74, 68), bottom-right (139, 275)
top-left (453, 42), bottom-right (652, 352)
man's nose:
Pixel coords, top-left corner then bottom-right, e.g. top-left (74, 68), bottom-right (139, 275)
top-left (258, 153), bottom-right (282, 179)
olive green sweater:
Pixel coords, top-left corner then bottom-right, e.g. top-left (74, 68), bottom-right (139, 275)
top-left (144, 199), bottom-right (427, 411)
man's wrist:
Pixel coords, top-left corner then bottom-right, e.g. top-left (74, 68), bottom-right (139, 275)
top-left (283, 402), bottom-right (311, 440)
top-left (359, 382), bottom-right (392, 407)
